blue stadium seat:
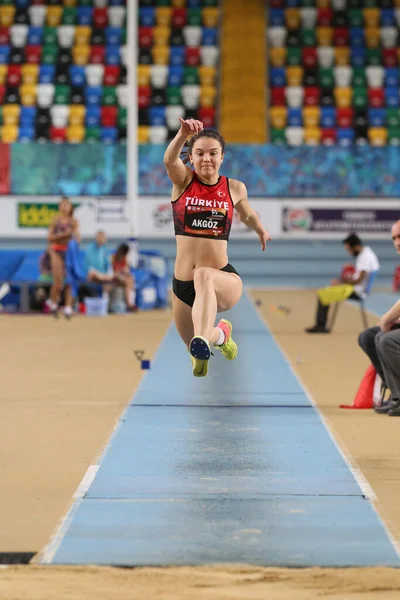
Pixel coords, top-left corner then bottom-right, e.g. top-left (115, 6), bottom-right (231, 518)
top-left (368, 108), bottom-right (385, 127)
top-left (0, 46), bottom-right (10, 64)
top-left (15, 0), bottom-right (29, 7)
top-left (70, 66), bottom-right (86, 87)
top-left (139, 7), bottom-right (155, 26)
top-left (109, 0), bottom-right (125, 5)
top-left (287, 108), bottom-right (302, 127)
top-left (351, 47), bottom-right (366, 67)
top-left (101, 127), bottom-right (118, 143)
top-left (170, 46), bottom-right (185, 66)
top-left (85, 86), bottom-right (102, 106)
top-left (349, 28), bottom-right (364, 48)
top-left (105, 45), bottom-right (121, 65)
top-left (385, 87), bottom-right (399, 108)
top-left (187, 0), bottom-right (201, 7)
top-left (286, 0), bottom-right (300, 6)
top-left (27, 27), bottom-right (43, 46)
top-left (77, 7), bottom-right (93, 26)
top-left (202, 28), bottom-right (217, 46)
top-left (381, 9), bottom-right (395, 27)
top-left (85, 105), bottom-right (101, 126)
top-left (105, 27), bottom-right (123, 46)
top-left (270, 67), bottom-right (286, 87)
top-left (18, 125), bottom-right (35, 142)
top-left (385, 68), bottom-right (399, 88)
top-left (337, 128), bottom-right (355, 145)
top-left (20, 106), bottom-right (37, 125)
top-left (321, 107), bottom-right (336, 128)
top-left (270, 9), bottom-right (285, 27)
top-left (149, 106), bottom-right (166, 126)
top-left (168, 65), bottom-right (184, 86)
top-left (39, 65), bottom-right (55, 84)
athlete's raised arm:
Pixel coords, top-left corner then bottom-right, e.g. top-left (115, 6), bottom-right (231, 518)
top-left (164, 118), bottom-right (203, 188)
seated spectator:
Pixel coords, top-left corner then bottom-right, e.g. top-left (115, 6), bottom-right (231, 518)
top-left (305, 233), bottom-right (379, 334)
top-left (112, 243), bottom-right (137, 312)
top-left (85, 230), bottom-right (114, 286)
top-left (358, 220), bottom-right (400, 416)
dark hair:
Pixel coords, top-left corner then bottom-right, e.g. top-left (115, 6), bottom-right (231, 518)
top-left (181, 129), bottom-right (225, 165)
top-left (342, 232), bottom-right (362, 248)
top-left (115, 243), bottom-right (130, 259)
top-left (59, 196), bottom-right (74, 216)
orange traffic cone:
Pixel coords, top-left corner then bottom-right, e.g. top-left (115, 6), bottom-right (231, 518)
top-left (340, 364), bottom-right (376, 409)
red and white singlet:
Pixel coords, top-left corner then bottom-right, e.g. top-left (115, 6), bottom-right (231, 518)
top-left (172, 174), bottom-right (234, 241)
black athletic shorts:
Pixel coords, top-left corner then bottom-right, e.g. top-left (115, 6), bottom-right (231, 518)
top-left (172, 263), bottom-right (240, 308)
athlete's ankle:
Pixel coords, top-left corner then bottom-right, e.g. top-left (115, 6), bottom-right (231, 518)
top-left (213, 327), bottom-right (225, 346)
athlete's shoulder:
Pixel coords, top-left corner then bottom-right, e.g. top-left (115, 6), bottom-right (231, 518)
top-left (227, 178), bottom-right (247, 204)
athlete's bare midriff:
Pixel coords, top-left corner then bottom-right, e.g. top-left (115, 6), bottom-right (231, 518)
top-left (174, 236), bottom-right (229, 280)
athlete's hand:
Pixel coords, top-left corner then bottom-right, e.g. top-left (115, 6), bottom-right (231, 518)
top-left (179, 118), bottom-right (204, 137)
top-left (258, 229), bottom-right (272, 252)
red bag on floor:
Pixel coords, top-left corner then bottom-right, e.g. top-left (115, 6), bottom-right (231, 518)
top-left (340, 364), bottom-right (376, 409)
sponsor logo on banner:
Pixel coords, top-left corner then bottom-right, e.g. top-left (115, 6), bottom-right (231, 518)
top-left (282, 207), bottom-right (399, 234)
top-left (153, 203), bottom-right (173, 229)
top-left (18, 202), bottom-right (79, 228)
top-left (283, 208), bottom-right (313, 232)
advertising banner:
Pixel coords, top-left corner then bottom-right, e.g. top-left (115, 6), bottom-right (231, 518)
top-left (282, 206), bottom-right (400, 236)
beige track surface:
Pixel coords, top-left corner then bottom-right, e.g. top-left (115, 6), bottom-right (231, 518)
top-left (0, 294), bottom-right (399, 600)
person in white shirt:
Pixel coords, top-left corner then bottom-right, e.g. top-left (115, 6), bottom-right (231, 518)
top-left (305, 232), bottom-right (380, 334)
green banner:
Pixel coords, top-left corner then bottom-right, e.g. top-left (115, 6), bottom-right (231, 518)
top-left (18, 203), bottom-right (79, 228)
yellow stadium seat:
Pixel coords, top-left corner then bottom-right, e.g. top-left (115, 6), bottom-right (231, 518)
top-left (368, 127), bottom-right (388, 146)
top-left (1, 125), bottom-right (18, 143)
top-left (365, 27), bottom-right (380, 49)
top-left (171, 0), bottom-right (186, 6)
top-left (64, 0), bottom-right (77, 5)
top-left (47, 6), bottom-right (63, 27)
top-left (69, 105), bottom-right (85, 126)
top-left (316, 0), bottom-right (330, 6)
top-left (199, 66), bottom-right (216, 86)
top-left (152, 45), bottom-right (170, 66)
top-left (0, 65), bottom-right (7, 85)
top-left (2, 105), bottom-right (20, 126)
top-left (200, 85), bottom-right (216, 108)
top-left (270, 106), bottom-right (287, 129)
top-left (155, 7), bottom-right (172, 26)
top-left (75, 26), bottom-right (91, 46)
top-left (67, 125), bottom-right (85, 143)
top-left (334, 87), bottom-right (353, 108)
top-left (72, 44), bottom-right (90, 66)
top-left (138, 126), bottom-right (149, 144)
top-left (270, 47), bottom-right (287, 68)
top-left (286, 66), bottom-right (303, 86)
top-left (335, 47), bottom-right (350, 66)
top-left (0, 6), bottom-right (15, 27)
top-left (395, 0), bottom-right (400, 6)
top-left (137, 65), bottom-right (151, 87)
top-left (285, 8), bottom-right (300, 30)
top-left (363, 8), bottom-right (380, 27)
top-left (303, 106), bottom-right (320, 127)
top-left (21, 64), bottom-right (39, 85)
top-left (152, 25), bottom-right (171, 46)
top-left (20, 84), bottom-right (37, 106)
top-left (317, 27), bottom-right (334, 47)
top-left (304, 127), bottom-right (322, 145)
top-left (202, 8), bottom-right (219, 28)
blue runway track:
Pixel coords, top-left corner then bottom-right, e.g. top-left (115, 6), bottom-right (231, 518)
top-left (43, 293), bottom-right (400, 567)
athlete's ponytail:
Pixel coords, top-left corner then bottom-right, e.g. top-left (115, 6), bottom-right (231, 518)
top-left (180, 130), bottom-right (225, 166)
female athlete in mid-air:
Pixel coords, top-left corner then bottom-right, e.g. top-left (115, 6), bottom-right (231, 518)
top-left (164, 119), bottom-right (271, 377)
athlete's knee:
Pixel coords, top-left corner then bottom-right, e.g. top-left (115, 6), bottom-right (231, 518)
top-left (193, 266), bottom-right (212, 289)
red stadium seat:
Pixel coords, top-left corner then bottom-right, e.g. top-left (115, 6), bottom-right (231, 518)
top-left (139, 26), bottom-right (153, 48)
top-left (101, 106), bottom-right (117, 127)
top-left (93, 8), bottom-right (108, 29)
top-left (304, 86), bottom-right (320, 106)
top-left (104, 65), bottom-right (120, 86)
top-left (7, 65), bottom-right (21, 87)
top-left (90, 45), bottom-right (106, 64)
top-left (185, 47), bottom-right (200, 66)
top-left (302, 47), bottom-right (317, 68)
top-left (337, 107), bottom-right (353, 128)
top-left (333, 27), bottom-right (349, 47)
top-left (172, 8), bottom-right (186, 28)
top-left (321, 128), bottom-right (337, 145)
top-left (50, 127), bottom-right (67, 143)
top-left (271, 86), bottom-right (286, 105)
top-left (383, 49), bottom-right (397, 67)
top-left (199, 106), bottom-right (216, 128)
top-left (0, 26), bottom-right (9, 45)
top-left (368, 88), bottom-right (385, 108)
top-left (138, 85), bottom-right (151, 109)
top-left (317, 8), bottom-right (333, 27)
top-left (25, 45), bottom-right (42, 64)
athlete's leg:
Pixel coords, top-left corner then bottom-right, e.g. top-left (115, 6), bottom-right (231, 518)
top-left (192, 267), bottom-right (242, 344)
top-left (172, 294), bottom-right (194, 348)
top-left (49, 250), bottom-right (64, 307)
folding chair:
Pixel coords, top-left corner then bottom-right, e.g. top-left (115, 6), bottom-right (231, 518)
top-left (329, 269), bottom-right (379, 331)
